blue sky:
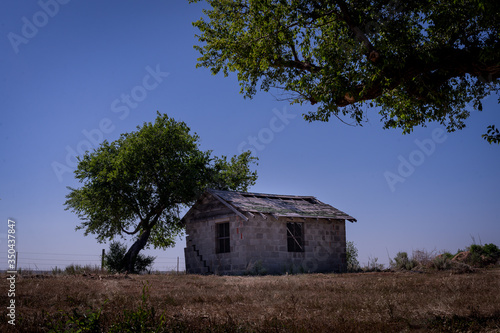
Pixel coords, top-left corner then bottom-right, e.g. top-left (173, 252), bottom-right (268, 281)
top-left (1, 0), bottom-right (499, 271)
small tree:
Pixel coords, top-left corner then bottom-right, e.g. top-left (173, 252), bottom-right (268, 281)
top-left (104, 241), bottom-right (155, 274)
top-left (346, 241), bottom-right (360, 272)
top-left (65, 112), bottom-right (258, 272)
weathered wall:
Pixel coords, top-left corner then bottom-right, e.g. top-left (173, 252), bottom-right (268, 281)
top-left (239, 217), bottom-right (346, 274)
top-left (184, 194), bottom-right (236, 274)
top-left (184, 195), bottom-right (347, 274)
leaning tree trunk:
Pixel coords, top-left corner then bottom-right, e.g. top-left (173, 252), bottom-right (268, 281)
top-left (123, 228), bottom-right (151, 273)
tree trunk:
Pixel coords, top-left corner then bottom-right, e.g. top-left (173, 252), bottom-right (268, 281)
top-left (123, 228), bottom-right (151, 273)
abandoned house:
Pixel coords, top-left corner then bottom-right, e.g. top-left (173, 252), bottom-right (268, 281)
top-left (183, 189), bottom-right (356, 275)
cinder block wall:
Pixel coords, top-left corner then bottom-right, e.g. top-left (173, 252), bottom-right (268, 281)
top-left (186, 205), bottom-right (347, 274)
top-left (239, 217), bottom-right (346, 274)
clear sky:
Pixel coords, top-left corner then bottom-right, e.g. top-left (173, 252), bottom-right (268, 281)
top-left (1, 0), bottom-right (499, 271)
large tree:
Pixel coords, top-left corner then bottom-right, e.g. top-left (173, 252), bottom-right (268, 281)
top-left (65, 113), bottom-right (257, 272)
top-left (190, 0), bottom-right (500, 143)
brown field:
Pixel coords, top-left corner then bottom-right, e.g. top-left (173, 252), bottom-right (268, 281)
top-left (2, 269), bottom-right (500, 332)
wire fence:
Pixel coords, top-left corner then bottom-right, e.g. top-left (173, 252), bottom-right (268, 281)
top-left (8, 251), bottom-right (185, 273)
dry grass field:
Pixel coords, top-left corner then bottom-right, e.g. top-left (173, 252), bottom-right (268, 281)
top-left (2, 269), bottom-right (500, 332)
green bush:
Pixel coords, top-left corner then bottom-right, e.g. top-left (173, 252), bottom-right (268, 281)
top-left (244, 260), bottom-right (268, 275)
top-left (105, 241), bottom-right (156, 274)
top-left (432, 254), bottom-right (452, 270)
top-left (468, 243), bottom-right (500, 267)
top-left (391, 252), bottom-right (418, 271)
top-left (442, 251), bottom-right (454, 260)
top-left (346, 241), bottom-right (360, 272)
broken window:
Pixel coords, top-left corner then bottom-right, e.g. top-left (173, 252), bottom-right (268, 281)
top-left (287, 222), bottom-right (304, 252)
top-left (216, 222), bottom-right (230, 253)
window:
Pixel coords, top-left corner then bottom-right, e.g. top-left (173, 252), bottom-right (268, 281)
top-left (216, 222), bottom-right (230, 253)
top-left (287, 222), bottom-right (304, 252)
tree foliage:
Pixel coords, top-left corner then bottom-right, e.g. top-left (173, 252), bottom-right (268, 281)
top-left (65, 112), bottom-right (257, 272)
top-left (191, 0), bottom-right (500, 140)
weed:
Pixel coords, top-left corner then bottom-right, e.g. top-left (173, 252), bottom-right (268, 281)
top-left (47, 302), bottom-right (106, 333)
top-left (52, 266), bottom-right (63, 275)
top-left (363, 256), bottom-right (384, 271)
top-left (64, 264), bottom-right (102, 275)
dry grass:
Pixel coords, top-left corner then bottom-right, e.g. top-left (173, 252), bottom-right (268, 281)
top-left (2, 269), bottom-right (500, 332)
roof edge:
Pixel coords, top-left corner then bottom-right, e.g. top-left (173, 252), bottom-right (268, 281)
top-left (207, 189), bottom-right (249, 221)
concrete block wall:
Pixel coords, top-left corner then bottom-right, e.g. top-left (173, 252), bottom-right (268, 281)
top-left (185, 211), bottom-right (347, 274)
top-left (240, 217), bottom-right (346, 274)
top-left (185, 214), bottom-right (245, 274)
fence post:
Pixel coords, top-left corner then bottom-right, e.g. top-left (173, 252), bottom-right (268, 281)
top-left (177, 256), bottom-right (179, 274)
top-left (101, 249), bottom-right (105, 271)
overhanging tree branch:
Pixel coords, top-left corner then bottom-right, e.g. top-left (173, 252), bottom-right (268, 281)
top-left (192, 0), bottom-right (500, 139)
top-left (334, 0), bottom-right (381, 63)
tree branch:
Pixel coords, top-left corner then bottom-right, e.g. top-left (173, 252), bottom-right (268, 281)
top-left (334, 0), bottom-right (380, 63)
top-left (309, 47), bottom-right (500, 108)
top-left (272, 57), bottom-right (322, 73)
top-left (121, 220), bottom-right (144, 235)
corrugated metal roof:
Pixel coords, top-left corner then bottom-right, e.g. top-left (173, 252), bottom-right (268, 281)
top-left (208, 189), bottom-right (356, 222)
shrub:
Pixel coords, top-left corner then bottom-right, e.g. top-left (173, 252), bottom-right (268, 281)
top-left (467, 243), bottom-right (500, 267)
top-left (346, 241), bottom-right (360, 272)
top-left (442, 251), bottom-right (454, 260)
top-left (412, 249), bottom-right (436, 268)
top-left (245, 260), bottom-right (267, 275)
top-left (105, 241), bottom-right (156, 274)
top-left (432, 254), bottom-right (453, 270)
top-left (391, 252), bottom-right (418, 271)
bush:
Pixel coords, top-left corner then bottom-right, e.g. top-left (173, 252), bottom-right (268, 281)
top-left (391, 252), bottom-right (418, 271)
top-left (105, 241), bottom-right (156, 274)
top-left (442, 251), bottom-right (454, 260)
top-left (432, 254), bottom-right (453, 270)
top-left (245, 260), bottom-right (268, 275)
top-left (346, 241), bottom-right (360, 272)
top-left (467, 243), bottom-right (500, 267)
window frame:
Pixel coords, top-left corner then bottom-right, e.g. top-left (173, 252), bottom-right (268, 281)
top-left (216, 222), bottom-right (230, 254)
top-left (286, 222), bottom-right (304, 252)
